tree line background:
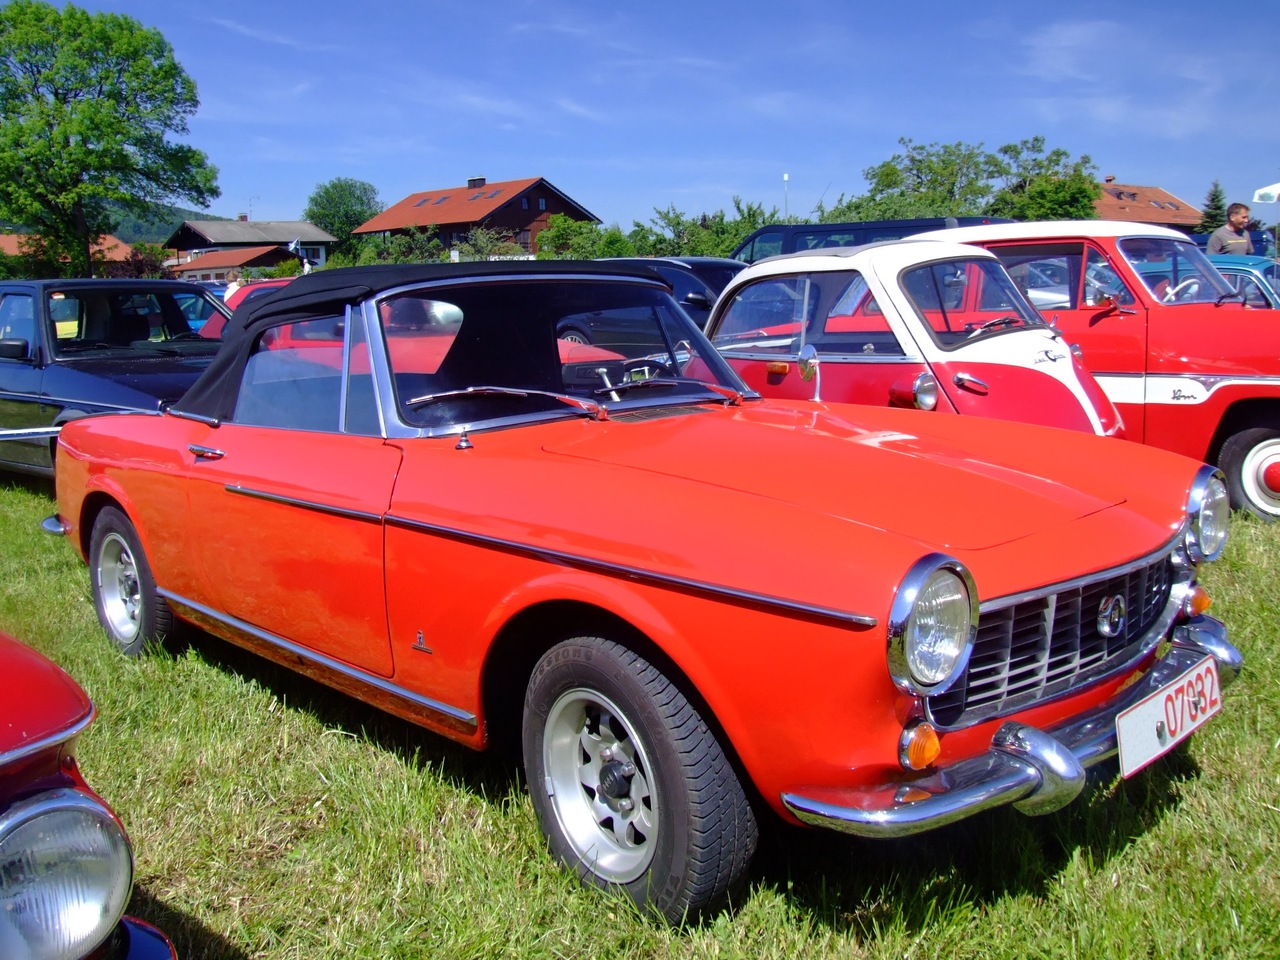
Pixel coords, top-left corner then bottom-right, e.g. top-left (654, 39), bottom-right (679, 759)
top-left (0, 1), bottom-right (1264, 279)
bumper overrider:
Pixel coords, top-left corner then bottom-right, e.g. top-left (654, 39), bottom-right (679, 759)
top-left (782, 615), bottom-right (1241, 837)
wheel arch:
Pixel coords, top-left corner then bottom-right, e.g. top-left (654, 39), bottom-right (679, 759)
top-left (1207, 397), bottom-right (1280, 464)
top-left (479, 599), bottom-right (766, 812)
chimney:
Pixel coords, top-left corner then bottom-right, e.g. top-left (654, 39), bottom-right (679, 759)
top-left (467, 177), bottom-right (486, 189)
top-left (237, 213), bottom-right (249, 221)
top-left (1104, 175), bottom-right (1115, 184)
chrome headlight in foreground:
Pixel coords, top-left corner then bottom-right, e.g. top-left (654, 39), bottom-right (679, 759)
top-left (888, 554), bottom-right (978, 696)
top-left (1186, 465), bottom-right (1230, 563)
top-left (0, 788), bottom-right (133, 960)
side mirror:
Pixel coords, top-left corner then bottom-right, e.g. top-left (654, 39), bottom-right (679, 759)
top-left (683, 291), bottom-right (711, 309)
top-left (797, 343), bottom-right (821, 402)
top-left (0, 338), bottom-right (30, 360)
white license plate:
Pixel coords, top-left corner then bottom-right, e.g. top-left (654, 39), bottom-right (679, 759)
top-left (1116, 656), bottom-right (1221, 778)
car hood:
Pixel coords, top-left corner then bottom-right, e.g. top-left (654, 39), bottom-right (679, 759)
top-left (49, 352), bottom-right (216, 410)
top-left (540, 402), bottom-right (1149, 553)
top-left (0, 632), bottom-right (92, 760)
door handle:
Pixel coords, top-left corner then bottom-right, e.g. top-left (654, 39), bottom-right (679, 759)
top-left (952, 372), bottom-right (989, 395)
top-left (188, 444), bottom-right (225, 460)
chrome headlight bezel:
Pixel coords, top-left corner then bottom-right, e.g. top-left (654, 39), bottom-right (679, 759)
top-left (1186, 465), bottom-right (1229, 564)
top-left (887, 553), bottom-right (978, 696)
top-left (0, 787), bottom-right (134, 960)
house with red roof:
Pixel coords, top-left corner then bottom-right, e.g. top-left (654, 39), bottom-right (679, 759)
top-left (169, 244), bottom-right (302, 281)
top-left (354, 176), bottom-right (599, 254)
top-left (162, 217), bottom-right (337, 272)
top-left (1093, 177), bottom-right (1201, 229)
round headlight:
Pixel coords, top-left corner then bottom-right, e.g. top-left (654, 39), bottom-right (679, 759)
top-left (913, 373), bottom-right (939, 411)
top-left (888, 554), bottom-right (978, 696)
top-left (1187, 466), bottom-right (1230, 563)
top-left (0, 788), bottom-right (133, 960)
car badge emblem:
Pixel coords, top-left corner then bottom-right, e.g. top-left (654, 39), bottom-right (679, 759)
top-left (1097, 594), bottom-right (1127, 638)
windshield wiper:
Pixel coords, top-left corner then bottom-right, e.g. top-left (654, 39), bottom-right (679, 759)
top-left (592, 376), bottom-right (743, 404)
top-left (1216, 291), bottom-right (1247, 306)
top-left (405, 385), bottom-right (606, 420)
top-left (966, 315), bottom-right (1051, 337)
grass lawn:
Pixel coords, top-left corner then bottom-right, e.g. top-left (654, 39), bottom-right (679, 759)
top-left (1, 477), bottom-right (1277, 959)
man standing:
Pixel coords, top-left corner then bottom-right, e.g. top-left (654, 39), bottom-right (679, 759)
top-left (1207, 203), bottom-right (1254, 255)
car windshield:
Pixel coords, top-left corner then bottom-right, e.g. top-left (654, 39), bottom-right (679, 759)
top-left (49, 288), bottom-right (227, 355)
top-left (710, 258), bottom-right (1042, 357)
top-left (1119, 238), bottom-right (1234, 304)
top-left (378, 278), bottom-right (751, 432)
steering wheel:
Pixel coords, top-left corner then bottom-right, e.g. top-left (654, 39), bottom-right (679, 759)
top-left (1162, 277), bottom-right (1201, 303)
top-left (623, 357), bottom-right (676, 380)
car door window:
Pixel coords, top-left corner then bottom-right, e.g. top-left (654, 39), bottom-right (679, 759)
top-left (1230, 274), bottom-right (1272, 308)
top-left (0, 293), bottom-right (34, 353)
top-left (1085, 248), bottom-right (1136, 307)
top-left (233, 316), bottom-right (345, 431)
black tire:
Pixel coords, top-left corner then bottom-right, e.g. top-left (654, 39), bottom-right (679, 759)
top-left (522, 637), bottom-right (757, 923)
top-left (1218, 427), bottom-right (1280, 520)
top-left (88, 506), bottom-right (173, 655)
top-left (558, 325), bottom-right (592, 345)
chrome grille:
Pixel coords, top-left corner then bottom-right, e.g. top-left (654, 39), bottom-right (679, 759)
top-left (927, 553), bottom-right (1175, 728)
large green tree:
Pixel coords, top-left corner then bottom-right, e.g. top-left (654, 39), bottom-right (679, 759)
top-left (821, 136), bottom-right (1098, 223)
top-left (303, 177), bottom-right (382, 258)
top-left (0, 1), bottom-right (218, 276)
top-left (822, 138), bottom-right (999, 221)
top-left (985, 136), bottom-right (1100, 221)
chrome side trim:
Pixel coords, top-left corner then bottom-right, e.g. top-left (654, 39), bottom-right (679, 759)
top-left (384, 514), bottom-right (879, 629)
top-left (781, 615), bottom-right (1240, 837)
top-left (158, 589), bottom-right (477, 727)
top-left (0, 426), bottom-right (62, 439)
top-left (225, 485), bottom-right (384, 524)
top-left (0, 705), bottom-right (93, 768)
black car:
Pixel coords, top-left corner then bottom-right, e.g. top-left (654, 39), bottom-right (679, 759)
top-left (0, 279), bottom-right (230, 477)
top-left (589, 257), bottom-right (747, 331)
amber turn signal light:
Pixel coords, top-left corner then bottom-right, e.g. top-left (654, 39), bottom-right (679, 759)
top-left (899, 721), bottom-right (941, 771)
top-left (1183, 584), bottom-right (1212, 618)
top-left (765, 361), bottom-right (790, 375)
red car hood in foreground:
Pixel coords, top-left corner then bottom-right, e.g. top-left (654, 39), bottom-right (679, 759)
top-left (0, 633), bottom-right (92, 757)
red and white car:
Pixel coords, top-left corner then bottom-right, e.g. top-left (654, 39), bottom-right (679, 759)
top-left (919, 221), bottom-right (1280, 518)
top-left (706, 239), bottom-right (1124, 437)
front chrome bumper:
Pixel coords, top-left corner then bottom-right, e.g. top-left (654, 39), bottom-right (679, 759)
top-left (782, 616), bottom-right (1241, 838)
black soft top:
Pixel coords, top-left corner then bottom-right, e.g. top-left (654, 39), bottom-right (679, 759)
top-left (175, 261), bottom-right (665, 421)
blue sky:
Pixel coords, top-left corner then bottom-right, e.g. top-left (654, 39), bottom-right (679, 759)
top-left (82, 1), bottom-right (1280, 229)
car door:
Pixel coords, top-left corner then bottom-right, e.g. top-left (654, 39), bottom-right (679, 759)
top-left (0, 289), bottom-right (52, 471)
top-left (179, 311), bottom-right (401, 676)
top-left (978, 240), bottom-right (1150, 438)
top-left (886, 257), bottom-right (1104, 432)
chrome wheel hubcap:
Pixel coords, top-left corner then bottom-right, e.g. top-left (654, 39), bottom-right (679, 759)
top-left (1239, 439), bottom-right (1280, 518)
top-left (543, 688), bottom-right (657, 883)
top-left (97, 532), bottom-right (141, 642)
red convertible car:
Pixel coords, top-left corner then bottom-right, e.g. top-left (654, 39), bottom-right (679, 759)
top-left (46, 262), bottom-right (1241, 922)
top-left (0, 632), bottom-right (175, 958)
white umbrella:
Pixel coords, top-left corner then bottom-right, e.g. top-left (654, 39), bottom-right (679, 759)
top-left (1253, 182), bottom-right (1280, 203)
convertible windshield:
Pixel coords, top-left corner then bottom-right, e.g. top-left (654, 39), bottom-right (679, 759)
top-left (379, 278), bottom-right (749, 431)
top-left (1119, 238), bottom-right (1234, 304)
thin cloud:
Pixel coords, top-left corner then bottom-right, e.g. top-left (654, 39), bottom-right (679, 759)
top-left (204, 17), bottom-right (341, 54)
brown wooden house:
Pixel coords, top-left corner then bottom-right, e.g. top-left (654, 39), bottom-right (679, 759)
top-left (354, 176), bottom-right (599, 254)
